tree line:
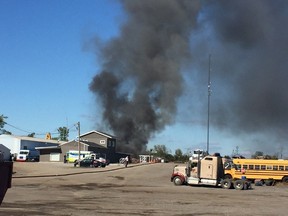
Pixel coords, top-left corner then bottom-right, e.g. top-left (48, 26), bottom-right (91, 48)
top-left (146, 144), bottom-right (285, 162)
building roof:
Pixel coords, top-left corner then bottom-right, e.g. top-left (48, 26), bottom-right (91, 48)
top-left (0, 134), bottom-right (64, 144)
top-left (80, 130), bottom-right (116, 139)
top-left (59, 140), bottom-right (89, 147)
top-left (35, 146), bottom-right (60, 150)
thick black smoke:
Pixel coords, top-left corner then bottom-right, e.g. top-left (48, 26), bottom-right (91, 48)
top-left (90, 0), bottom-right (288, 154)
top-left (201, 0), bottom-right (288, 140)
top-left (90, 0), bottom-right (201, 153)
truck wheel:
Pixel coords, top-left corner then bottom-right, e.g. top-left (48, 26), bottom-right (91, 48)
top-left (282, 176), bottom-right (288, 183)
top-left (173, 176), bottom-right (183, 186)
top-left (221, 179), bottom-right (232, 189)
top-left (234, 180), bottom-right (244, 190)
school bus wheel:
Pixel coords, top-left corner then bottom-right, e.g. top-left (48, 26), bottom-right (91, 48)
top-left (282, 176), bottom-right (288, 183)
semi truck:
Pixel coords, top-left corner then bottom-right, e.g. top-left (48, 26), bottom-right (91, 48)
top-left (171, 154), bottom-right (251, 190)
top-left (16, 149), bottom-right (39, 162)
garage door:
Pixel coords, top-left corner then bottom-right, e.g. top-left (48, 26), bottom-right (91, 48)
top-left (50, 153), bottom-right (60, 161)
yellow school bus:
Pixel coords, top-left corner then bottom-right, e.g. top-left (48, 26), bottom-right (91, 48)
top-left (224, 158), bottom-right (288, 184)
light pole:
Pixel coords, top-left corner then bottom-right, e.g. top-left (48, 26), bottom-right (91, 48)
top-left (207, 54), bottom-right (212, 154)
top-left (76, 122), bottom-right (80, 162)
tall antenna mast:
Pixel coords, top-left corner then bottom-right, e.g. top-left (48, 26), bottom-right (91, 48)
top-left (207, 54), bottom-right (212, 154)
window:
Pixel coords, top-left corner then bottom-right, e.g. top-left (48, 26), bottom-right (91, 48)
top-left (249, 165), bottom-right (254, 170)
top-left (255, 165), bottom-right (260, 170)
top-left (191, 162), bottom-right (197, 168)
top-left (224, 162), bottom-right (232, 169)
top-left (273, 165), bottom-right (278, 170)
top-left (279, 166), bottom-right (284, 171)
top-left (267, 165), bottom-right (272, 170)
top-left (243, 165), bottom-right (248, 170)
top-left (261, 165), bottom-right (266, 170)
top-left (285, 166), bottom-right (288, 171)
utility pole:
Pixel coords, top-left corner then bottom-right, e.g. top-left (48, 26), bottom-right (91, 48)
top-left (207, 54), bottom-right (212, 154)
top-left (76, 122), bottom-right (80, 161)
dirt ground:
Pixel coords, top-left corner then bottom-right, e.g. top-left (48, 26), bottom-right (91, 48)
top-left (0, 162), bottom-right (287, 216)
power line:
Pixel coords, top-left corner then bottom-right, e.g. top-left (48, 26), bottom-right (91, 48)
top-left (4, 122), bottom-right (64, 136)
top-left (5, 122), bottom-right (37, 134)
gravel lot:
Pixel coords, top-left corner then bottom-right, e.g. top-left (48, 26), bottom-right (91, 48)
top-left (1, 162), bottom-right (287, 216)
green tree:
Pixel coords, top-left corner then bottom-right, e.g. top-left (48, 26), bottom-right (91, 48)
top-left (57, 127), bottom-right (69, 141)
top-left (264, 154), bottom-right (278, 160)
top-left (0, 115), bottom-right (11, 135)
top-left (153, 144), bottom-right (169, 158)
top-left (165, 153), bottom-right (175, 162)
top-left (251, 151), bottom-right (264, 159)
top-left (28, 132), bottom-right (35, 137)
top-left (223, 155), bottom-right (231, 159)
top-left (174, 148), bottom-right (183, 161)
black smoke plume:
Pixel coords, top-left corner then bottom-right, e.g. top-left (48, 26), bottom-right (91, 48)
top-left (90, 0), bottom-right (288, 154)
top-left (90, 0), bottom-right (201, 153)
top-left (202, 1), bottom-right (288, 139)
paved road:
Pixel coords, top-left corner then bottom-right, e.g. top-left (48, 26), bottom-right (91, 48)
top-left (1, 162), bottom-right (288, 215)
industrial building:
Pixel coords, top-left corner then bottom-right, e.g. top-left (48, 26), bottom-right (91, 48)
top-left (0, 134), bottom-right (63, 159)
top-left (36, 130), bottom-right (128, 163)
top-left (0, 131), bottom-right (129, 163)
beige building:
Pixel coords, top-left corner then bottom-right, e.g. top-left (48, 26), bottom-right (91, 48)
top-left (37, 130), bottom-right (128, 163)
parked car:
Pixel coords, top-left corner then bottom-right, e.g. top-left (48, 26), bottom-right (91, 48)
top-left (74, 158), bottom-right (102, 168)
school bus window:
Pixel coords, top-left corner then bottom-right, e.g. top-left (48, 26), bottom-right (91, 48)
top-left (233, 164), bottom-right (241, 170)
top-left (267, 165), bottom-right (272, 170)
top-left (273, 165), bottom-right (278, 170)
top-left (285, 166), bottom-right (288, 171)
top-left (249, 165), bottom-right (254, 170)
top-left (279, 166), bottom-right (284, 171)
top-left (255, 165), bottom-right (260, 170)
top-left (261, 165), bottom-right (266, 170)
top-left (243, 165), bottom-right (248, 170)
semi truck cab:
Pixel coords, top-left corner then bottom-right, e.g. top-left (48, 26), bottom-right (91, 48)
top-left (171, 155), bottom-right (251, 190)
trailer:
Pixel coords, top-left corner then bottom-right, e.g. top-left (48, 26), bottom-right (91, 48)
top-left (171, 155), bottom-right (251, 190)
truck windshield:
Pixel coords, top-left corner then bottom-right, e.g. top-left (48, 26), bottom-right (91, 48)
top-left (19, 151), bottom-right (29, 155)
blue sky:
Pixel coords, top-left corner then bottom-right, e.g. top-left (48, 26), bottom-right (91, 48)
top-left (1, 0), bottom-right (123, 138)
top-left (1, 0), bottom-right (284, 158)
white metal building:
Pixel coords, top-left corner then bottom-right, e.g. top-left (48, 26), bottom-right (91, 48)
top-left (0, 134), bottom-right (63, 157)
